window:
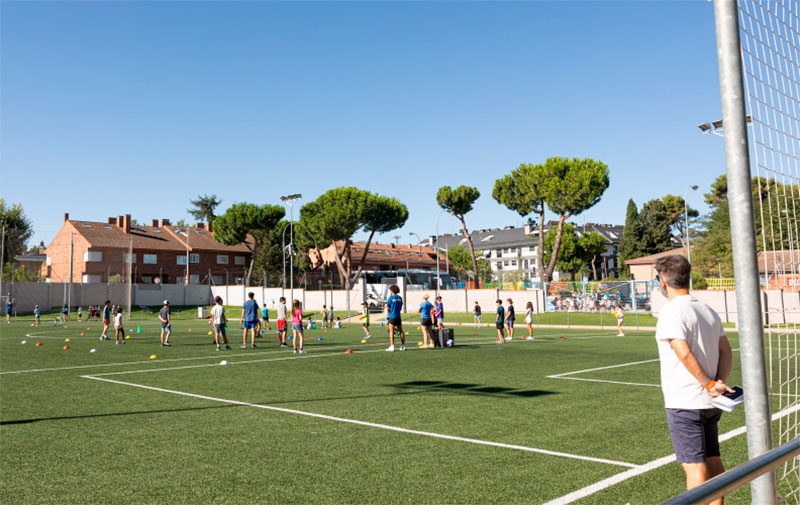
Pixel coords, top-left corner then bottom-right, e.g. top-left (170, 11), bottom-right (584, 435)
top-left (82, 274), bottom-right (101, 283)
top-left (124, 253), bottom-right (137, 264)
top-left (504, 260), bottom-right (510, 266)
top-left (189, 274), bottom-right (200, 284)
top-left (84, 251), bottom-right (103, 262)
top-left (510, 247), bottom-right (517, 253)
top-left (529, 245), bottom-right (535, 252)
top-left (190, 253), bottom-right (200, 263)
top-left (143, 254), bottom-right (157, 264)
top-left (234, 256), bottom-right (245, 266)
top-left (511, 260), bottom-right (517, 267)
top-left (217, 255), bottom-right (229, 265)
top-left (496, 249), bottom-right (503, 258)
top-left (141, 276), bottom-right (153, 284)
top-left (177, 256), bottom-right (187, 265)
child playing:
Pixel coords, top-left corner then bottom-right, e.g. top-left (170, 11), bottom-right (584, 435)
top-left (291, 299), bottom-right (306, 354)
top-left (211, 296), bottom-right (231, 351)
top-left (361, 302), bottom-right (371, 339)
top-left (114, 308), bottom-right (126, 344)
top-left (524, 301), bottom-right (534, 340)
top-left (614, 304), bottom-right (625, 336)
top-left (495, 299), bottom-right (506, 344)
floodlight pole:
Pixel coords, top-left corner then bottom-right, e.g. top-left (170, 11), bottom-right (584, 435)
top-left (435, 209), bottom-right (447, 299)
top-left (281, 193), bottom-right (302, 306)
top-left (685, 184), bottom-right (698, 289)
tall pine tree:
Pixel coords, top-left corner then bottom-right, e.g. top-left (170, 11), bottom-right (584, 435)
top-left (617, 199), bottom-right (643, 279)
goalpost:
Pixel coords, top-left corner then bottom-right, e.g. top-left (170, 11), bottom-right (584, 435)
top-left (714, 0), bottom-right (799, 503)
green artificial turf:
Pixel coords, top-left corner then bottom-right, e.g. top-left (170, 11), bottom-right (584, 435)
top-left (0, 314), bottom-right (788, 504)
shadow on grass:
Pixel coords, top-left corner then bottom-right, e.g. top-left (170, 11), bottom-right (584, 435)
top-left (393, 380), bottom-right (557, 398)
top-left (0, 404), bottom-right (241, 426)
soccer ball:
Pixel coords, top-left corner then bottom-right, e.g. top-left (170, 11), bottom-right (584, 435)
top-left (445, 339), bottom-right (453, 347)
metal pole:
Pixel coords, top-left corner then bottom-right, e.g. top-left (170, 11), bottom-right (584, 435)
top-left (435, 210), bottom-right (446, 298)
top-left (685, 185), bottom-right (698, 289)
top-left (280, 193), bottom-right (302, 305)
top-left (712, 1), bottom-right (776, 503)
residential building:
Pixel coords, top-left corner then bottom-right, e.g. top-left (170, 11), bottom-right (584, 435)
top-left (43, 214), bottom-right (251, 285)
top-left (432, 221), bottom-right (625, 282)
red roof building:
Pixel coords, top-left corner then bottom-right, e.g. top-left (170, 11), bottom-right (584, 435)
top-left (43, 213), bottom-right (251, 285)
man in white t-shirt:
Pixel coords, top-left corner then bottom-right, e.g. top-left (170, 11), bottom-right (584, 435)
top-left (211, 296), bottom-right (231, 351)
top-left (654, 255), bottom-right (734, 505)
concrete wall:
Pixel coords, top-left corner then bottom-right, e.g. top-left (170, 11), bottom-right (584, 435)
top-left (4, 282), bottom-right (212, 314)
top-left (7, 281), bottom-right (798, 325)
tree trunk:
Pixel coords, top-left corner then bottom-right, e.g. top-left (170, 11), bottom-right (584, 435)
top-left (536, 203), bottom-right (546, 283)
top-left (458, 216), bottom-right (479, 288)
top-left (351, 230), bottom-right (377, 286)
top-left (331, 239), bottom-right (353, 290)
top-left (544, 215), bottom-right (569, 282)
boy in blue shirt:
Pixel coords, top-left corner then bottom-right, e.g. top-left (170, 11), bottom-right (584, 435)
top-left (385, 285), bottom-right (406, 352)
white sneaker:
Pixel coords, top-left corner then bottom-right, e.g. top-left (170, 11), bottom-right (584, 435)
top-left (526, 336), bottom-right (535, 340)
top-left (386, 345), bottom-right (395, 352)
top-left (364, 334), bottom-right (371, 339)
top-left (617, 333), bottom-right (625, 337)
top-left (400, 344), bottom-right (406, 351)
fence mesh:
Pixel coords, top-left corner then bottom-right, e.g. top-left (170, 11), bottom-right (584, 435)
top-left (739, 0), bottom-right (800, 500)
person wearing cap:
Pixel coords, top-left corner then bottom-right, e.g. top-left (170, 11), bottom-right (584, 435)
top-left (159, 300), bottom-right (172, 346)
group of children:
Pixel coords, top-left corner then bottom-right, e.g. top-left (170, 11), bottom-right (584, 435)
top-left (490, 299), bottom-right (535, 344)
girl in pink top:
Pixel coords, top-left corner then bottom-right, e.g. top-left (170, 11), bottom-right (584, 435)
top-left (291, 299), bottom-right (305, 354)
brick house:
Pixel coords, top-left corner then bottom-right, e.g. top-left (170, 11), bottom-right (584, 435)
top-left (43, 214), bottom-right (251, 285)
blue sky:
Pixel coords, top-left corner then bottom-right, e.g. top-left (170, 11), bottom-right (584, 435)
top-left (1, 0), bottom-right (727, 249)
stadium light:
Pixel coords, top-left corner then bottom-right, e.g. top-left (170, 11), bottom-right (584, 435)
top-left (280, 193), bottom-right (302, 304)
top-left (685, 185), bottom-right (699, 289)
top-left (698, 114), bottom-right (752, 137)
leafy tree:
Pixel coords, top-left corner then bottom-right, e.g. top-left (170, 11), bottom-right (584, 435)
top-left (300, 188), bottom-right (408, 290)
top-left (662, 194), bottom-right (698, 246)
top-left (213, 203), bottom-right (285, 285)
top-left (580, 230), bottom-right (609, 281)
top-left (543, 224), bottom-right (607, 280)
top-left (188, 194), bottom-right (222, 223)
top-left (446, 244), bottom-right (492, 284)
top-left (639, 199), bottom-right (674, 254)
top-left (493, 165), bottom-right (546, 282)
top-left (616, 199), bottom-right (642, 279)
top-left (436, 185), bottom-right (481, 285)
top-left (3, 263), bottom-right (42, 282)
top-left (494, 158), bottom-right (609, 282)
top-left (0, 200), bottom-right (33, 272)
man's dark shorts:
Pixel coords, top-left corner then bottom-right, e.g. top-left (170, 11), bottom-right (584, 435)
top-left (666, 408), bottom-right (722, 463)
top-left (387, 317), bottom-right (402, 327)
top-left (420, 318), bottom-right (433, 327)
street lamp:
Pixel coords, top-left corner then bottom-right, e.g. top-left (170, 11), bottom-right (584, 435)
top-left (280, 193), bottom-right (302, 304)
top-left (408, 232), bottom-right (423, 269)
top-left (435, 209), bottom-right (447, 299)
top-left (685, 185), bottom-right (698, 288)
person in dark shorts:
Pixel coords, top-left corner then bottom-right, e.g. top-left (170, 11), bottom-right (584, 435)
top-left (385, 285), bottom-right (405, 352)
top-left (655, 255), bottom-right (734, 504)
top-left (495, 299), bottom-right (505, 344)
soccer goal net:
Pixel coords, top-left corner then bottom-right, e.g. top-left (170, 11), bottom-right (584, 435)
top-left (738, 0), bottom-right (800, 502)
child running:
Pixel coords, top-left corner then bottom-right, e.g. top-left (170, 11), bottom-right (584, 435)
top-left (614, 304), bottom-right (625, 336)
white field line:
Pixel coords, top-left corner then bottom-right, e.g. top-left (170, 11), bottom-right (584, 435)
top-left (542, 401), bottom-right (800, 505)
top-left (80, 374), bottom-right (639, 469)
top-left (0, 343), bottom-right (390, 375)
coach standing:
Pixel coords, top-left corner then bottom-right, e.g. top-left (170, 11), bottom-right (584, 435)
top-left (654, 255), bottom-right (734, 505)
